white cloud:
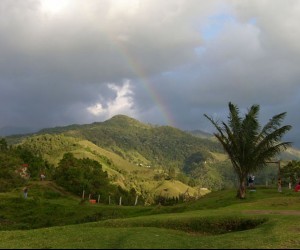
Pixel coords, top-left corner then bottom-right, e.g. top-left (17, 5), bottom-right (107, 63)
top-left (87, 80), bottom-right (135, 119)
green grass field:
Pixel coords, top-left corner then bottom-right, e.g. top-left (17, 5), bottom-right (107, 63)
top-left (1, 181), bottom-right (300, 249)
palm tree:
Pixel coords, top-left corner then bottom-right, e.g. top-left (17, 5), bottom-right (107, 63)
top-left (204, 102), bottom-right (292, 199)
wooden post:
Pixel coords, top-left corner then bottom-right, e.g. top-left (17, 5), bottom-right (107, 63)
top-left (88, 194), bottom-right (91, 200)
top-left (82, 190), bottom-right (85, 200)
top-left (134, 195), bottom-right (138, 206)
top-left (119, 196), bottom-right (122, 206)
top-left (98, 194), bottom-right (100, 203)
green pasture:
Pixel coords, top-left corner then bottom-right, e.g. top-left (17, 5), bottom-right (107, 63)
top-left (1, 182), bottom-right (300, 249)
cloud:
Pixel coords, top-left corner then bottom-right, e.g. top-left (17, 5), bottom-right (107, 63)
top-left (87, 79), bottom-right (136, 119)
top-left (0, 0), bottom-right (299, 148)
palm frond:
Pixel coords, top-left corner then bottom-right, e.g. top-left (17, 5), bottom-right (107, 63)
top-left (204, 102), bottom-right (292, 177)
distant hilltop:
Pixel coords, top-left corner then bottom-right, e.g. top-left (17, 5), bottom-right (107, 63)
top-left (0, 126), bottom-right (38, 137)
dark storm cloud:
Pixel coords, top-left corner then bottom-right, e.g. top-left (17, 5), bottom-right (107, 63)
top-left (0, 0), bottom-right (299, 148)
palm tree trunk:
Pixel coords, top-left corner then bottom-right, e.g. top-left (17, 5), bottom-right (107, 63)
top-left (236, 178), bottom-right (246, 199)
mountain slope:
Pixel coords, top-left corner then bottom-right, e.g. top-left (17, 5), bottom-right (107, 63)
top-left (35, 115), bottom-right (224, 171)
top-left (7, 114), bottom-right (300, 201)
top-left (17, 133), bottom-right (211, 200)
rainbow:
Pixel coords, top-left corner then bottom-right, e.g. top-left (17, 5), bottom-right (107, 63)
top-left (111, 38), bottom-right (176, 128)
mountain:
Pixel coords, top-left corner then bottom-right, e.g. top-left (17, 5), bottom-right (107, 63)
top-left (32, 115), bottom-right (225, 170)
top-left (0, 126), bottom-right (38, 136)
top-left (13, 133), bottom-right (211, 200)
top-left (6, 114), bottom-right (300, 199)
top-left (187, 129), bottom-right (214, 139)
top-left (280, 147), bottom-right (300, 161)
top-left (5, 115), bottom-right (227, 198)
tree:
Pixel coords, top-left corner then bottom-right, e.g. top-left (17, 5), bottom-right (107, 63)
top-left (190, 162), bottom-right (223, 191)
top-left (54, 153), bottom-right (113, 199)
top-left (204, 102), bottom-right (292, 199)
top-left (14, 146), bottom-right (54, 180)
top-left (0, 138), bottom-right (8, 151)
top-left (282, 160), bottom-right (300, 186)
top-left (0, 151), bottom-right (25, 192)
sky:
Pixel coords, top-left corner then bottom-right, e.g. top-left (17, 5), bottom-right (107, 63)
top-left (1, 0), bottom-right (300, 148)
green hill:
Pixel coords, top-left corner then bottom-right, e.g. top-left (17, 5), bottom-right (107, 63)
top-left (5, 115), bottom-right (228, 196)
top-left (13, 132), bottom-right (211, 200)
top-left (29, 115), bottom-right (224, 170)
top-left (6, 114), bottom-right (300, 200)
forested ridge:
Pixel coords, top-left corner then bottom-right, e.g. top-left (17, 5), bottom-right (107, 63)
top-left (3, 115), bottom-right (300, 202)
top-left (27, 115), bottom-right (224, 170)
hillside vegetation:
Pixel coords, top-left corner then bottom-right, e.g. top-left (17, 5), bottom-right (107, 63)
top-left (2, 115), bottom-right (300, 248)
top-left (4, 115), bottom-right (230, 199)
top-left (5, 114), bottom-right (300, 202)
top-left (36, 115), bottom-right (224, 169)
top-left (13, 133), bottom-right (210, 201)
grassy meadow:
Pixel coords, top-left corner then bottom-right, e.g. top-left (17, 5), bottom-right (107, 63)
top-left (1, 181), bottom-right (300, 249)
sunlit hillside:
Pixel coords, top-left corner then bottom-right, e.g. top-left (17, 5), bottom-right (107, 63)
top-left (6, 114), bottom-right (300, 202)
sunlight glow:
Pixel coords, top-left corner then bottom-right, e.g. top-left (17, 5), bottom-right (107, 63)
top-left (40, 0), bottom-right (70, 14)
top-left (110, 0), bottom-right (140, 16)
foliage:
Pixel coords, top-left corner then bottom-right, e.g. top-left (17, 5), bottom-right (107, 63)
top-left (0, 151), bottom-right (25, 192)
top-left (182, 151), bottom-right (209, 173)
top-left (210, 160), bottom-right (237, 189)
top-left (204, 102), bottom-right (292, 199)
top-left (21, 115), bottom-right (221, 171)
top-left (0, 183), bottom-right (152, 231)
top-left (53, 152), bottom-right (141, 205)
top-left (176, 172), bottom-right (190, 185)
top-left (189, 162), bottom-right (224, 190)
top-left (282, 160), bottom-right (300, 185)
top-left (5, 114), bottom-right (298, 198)
top-left (0, 138), bottom-right (53, 191)
top-left (54, 152), bottom-right (110, 196)
top-left (0, 138), bottom-right (8, 151)
top-left (17, 134), bottom-right (81, 164)
top-left (13, 146), bottom-right (55, 180)
top-left (4, 115), bottom-right (233, 197)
